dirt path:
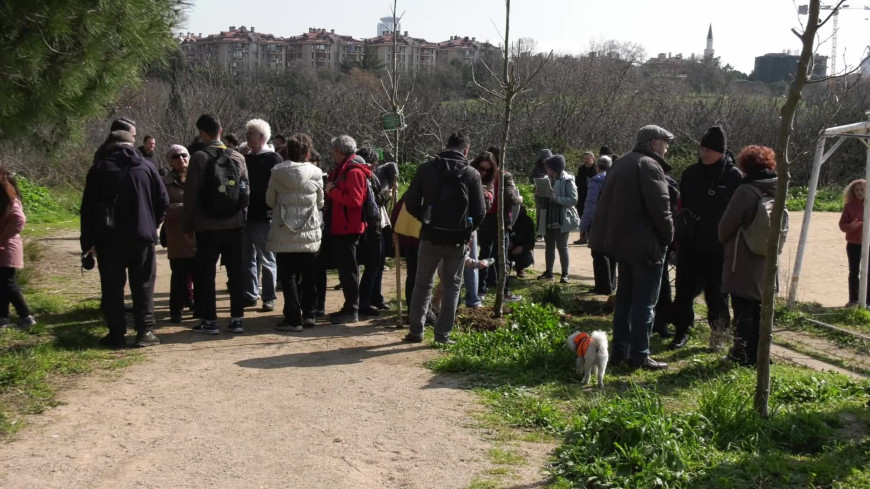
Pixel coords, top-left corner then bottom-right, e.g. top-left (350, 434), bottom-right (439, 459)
top-left (0, 232), bottom-right (550, 489)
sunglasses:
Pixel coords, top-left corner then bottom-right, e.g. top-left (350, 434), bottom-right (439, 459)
top-left (478, 166), bottom-right (492, 172)
top-left (171, 153), bottom-right (189, 159)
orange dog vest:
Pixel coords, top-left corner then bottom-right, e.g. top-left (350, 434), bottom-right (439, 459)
top-left (574, 332), bottom-right (591, 358)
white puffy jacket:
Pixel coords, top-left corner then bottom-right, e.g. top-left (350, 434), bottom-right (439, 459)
top-left (265, 161), bottom-right (325, 253)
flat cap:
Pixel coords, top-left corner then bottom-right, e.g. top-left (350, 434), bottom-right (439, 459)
top-left (636, 125), bottom-right (674, 145)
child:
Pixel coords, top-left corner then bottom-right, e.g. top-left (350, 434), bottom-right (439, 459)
top-left (839, 179), bottom-right (867, 307)
top-left (0, 168), bottom-right (35, 330)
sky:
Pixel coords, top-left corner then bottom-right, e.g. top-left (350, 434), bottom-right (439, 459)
top-left (182, 0), bottom-right (870, 74)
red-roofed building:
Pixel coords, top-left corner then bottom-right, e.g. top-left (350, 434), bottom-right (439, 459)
top-left (437, 36), bottom-right (500, 66)
top-left (285, 28), bottom-right (364, 71)
top-left (180, 26), bottom-right (289, 73)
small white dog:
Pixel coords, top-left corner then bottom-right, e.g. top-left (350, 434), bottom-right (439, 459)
top-left (566, 330), bottom-right (610, 388)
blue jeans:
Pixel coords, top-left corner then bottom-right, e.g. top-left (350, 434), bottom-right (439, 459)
top-left (612, 258), bottom-right (665, 361)
top-left (464, 231), bottom-right (482, 307)
top-left (242, 221), bottom-right (277, 302)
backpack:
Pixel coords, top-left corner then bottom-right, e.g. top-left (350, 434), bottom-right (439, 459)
top-left (739, 185), bottom-right (789, 257)
top-left (201, 147), bottom-right (248, 219)
top-left (424, 157), bottom-right (473, 246)
top-left (362, 173), bottom-right (382, 228)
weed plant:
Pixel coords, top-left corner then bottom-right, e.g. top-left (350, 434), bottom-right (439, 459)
top-left (787, 186), bottom-right (844, 212)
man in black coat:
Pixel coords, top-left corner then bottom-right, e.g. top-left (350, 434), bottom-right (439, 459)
top-left (669, 126), bottom-right (742, 350)
top-left (81, 130), bottom-right (169, 348)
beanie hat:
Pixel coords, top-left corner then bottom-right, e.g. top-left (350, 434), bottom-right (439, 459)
top-left (596, 155), bottom-right (612, 170)
top-left (107, 130), bottom-right (135, 144)
top-left (700, 126), bottom-right (726, 153)
top-left (599, 145), bottom-right (613, 156)
top-left (545, 154), bottom-right (566, 173)
top-left (537, 148), bottom-right (553, 163)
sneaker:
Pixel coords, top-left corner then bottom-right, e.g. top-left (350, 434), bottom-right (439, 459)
top-left (228, 319), bottom-right (244, 334)
top-left (17, 315), bottom-right (36, 330)
top-left (302, 317), bottom-right (316, 328)
top-left (537, 272), bottom-right (554, 281)
top-left (275, 321), bottom-right (304, 332)
top-left (316, 307), bottom-right (325, 317)
top-left (329, 311), bottom-right (358, 325)
top-left (192, 320), bottom-right (220, 335)
top-left (134, 330), bottom-right (160, 347)
top-left (262, 300), bottom-right (275, 312)
top-left (434, 338), bottom-right (456, 345)
top-left (333, 283), bottom-right (343, 291)
top-left (559, 275), bottom-right (569, 284)
top-left (516, 270), bottom-right (526, 278)
top-left (402, 333), bottom-right (424, 343)
top-left (846, 301), bottom-right (859, 308)
top-left (243, 298), bottom-right (258, 308)
top-left (668, 335), bottom-right (688, 350)
top-left (372, 302), bottom-right (390, 311)
top-left (0, 317), bottom-right (9, 329)
top-left (359, 307), bottom-right (381, 317)
top-left (169, 313), bottom-right (183, 324)
top-left (99, 334), bottom-right (127, 349)
top-left (503, 293), bottom-right (522, 303)
top-left (573, 238), bottom-right (588, 245)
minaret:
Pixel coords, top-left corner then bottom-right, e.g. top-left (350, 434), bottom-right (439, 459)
top-left (704, 24), bottom-right (714, 59)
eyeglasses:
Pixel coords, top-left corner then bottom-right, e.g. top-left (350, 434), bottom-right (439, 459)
top-left (171, 153), bottom-right (189, 159)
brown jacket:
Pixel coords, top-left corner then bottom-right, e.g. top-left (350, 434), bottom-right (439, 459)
top-left (182, 142), bottom-right (248, 233)
top-left (719, 176), bottom-right (778, 301)
top-left (162, 172), bottom-right (197, 259)
top-left (589, 146), bottom-right (674, 267)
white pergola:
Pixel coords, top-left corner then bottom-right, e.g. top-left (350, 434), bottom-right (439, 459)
top-left (787, 112), bottom-right (870, 308)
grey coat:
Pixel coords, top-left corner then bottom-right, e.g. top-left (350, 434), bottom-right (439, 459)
top-left (719, 177), bottom-right (778, 301)
top-left (589, 147), bottom-right (674, 267)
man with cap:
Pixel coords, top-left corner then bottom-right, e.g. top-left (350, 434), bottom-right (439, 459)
top-left (590, 125), bottom-right (675, 371)
top-left (81, 129), bottom-right (169, 348)
top-left (668, 126), bottom-right (742, 350)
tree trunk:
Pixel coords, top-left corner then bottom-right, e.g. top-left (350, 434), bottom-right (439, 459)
top-left (492, 0), bottom-right (512, 318)
top-left (756, 0), bottom-right (823, 417)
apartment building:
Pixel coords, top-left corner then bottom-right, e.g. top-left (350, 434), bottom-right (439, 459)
top-left (179, 26), bottom-right (288, 73)
top-left (179, 26), bottom-right (498, 73)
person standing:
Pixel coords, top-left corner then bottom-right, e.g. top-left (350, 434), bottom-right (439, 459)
top-left (573, 151), bottom-right (597, 244)
top-left (182, 114), bottom-right (249, 335)
top-left (81, 129), bottom-right (168, 348)
top-left (325, 135), bottom-right (372, 324)
top-left (402, 133), bottom-right (486, 344)
top-left (266, 133), bottom-right (324, 331)
top-left (590, 125), bottom-right (675, 371)
top-left (535, 154), bottom-right (579, 283)
top-left (580, 155), bottom-right (616, 295)
top-left (669, 126), bottom-right (742, 350)
top-left (719, 145), bottom-right (782, 367)
top-left (0, 169), bottom-right (36, 331)
top-left (161, 144), bottom-right (197, 323)
top-left (529, 148), bottom-right (553, 182)
top-left (840, 179), bottom-right (868, 307)
top-left (241, 119), bottom-right (282, 312)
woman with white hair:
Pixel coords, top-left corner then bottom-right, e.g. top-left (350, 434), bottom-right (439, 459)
top-left (266, 134), bottom-right (324, 331)
top-left (161, 144), bottom-right (197, 322)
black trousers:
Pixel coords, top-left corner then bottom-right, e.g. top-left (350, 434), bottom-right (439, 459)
top-left (591, 250), bottom-right (617, 294)
top-left (673, 251), bottom-right (730, 338)
top-left (359, 228), bottom-right (385, 309)
top-left (404, 243), bottom-right (419, 306)
top-left (846, 243), bottom-right (869, 303)
top-left (195, 229), bottom-right (244, 321)
top-left (0, 267), bottom-right (31, 319)
top-left (478, 217), bottom-right (511, 294)
top-left (332, 233), bottom-right (362, 313)
top-left (276, 252), bottom-right (317, 325)
top-left (654, 257), bottom-right (672, 331)
top-left (730, 294), bottom-right (761, 366)
top-left (96, 240), bottom-right (156, 338)
top-left (169, 257), bottom-right (195, 316)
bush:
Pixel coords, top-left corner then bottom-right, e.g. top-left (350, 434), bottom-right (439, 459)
top-left (16, 176), bottom-right (79, 224)
top-left (787, 186), bottom-right (843, 212)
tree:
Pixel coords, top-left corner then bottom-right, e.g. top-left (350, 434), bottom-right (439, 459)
top-left (755, 0), bottom-right (842, 417)
top-left (0, 0), bottom-right (186, 142)
top-left (359, 44), bottom-right (385, 72)
top-left (473, 0), bottom-right (551, 317)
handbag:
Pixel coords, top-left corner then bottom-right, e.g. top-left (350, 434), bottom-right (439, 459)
top-left (394, 201), bottom-right (421, 239)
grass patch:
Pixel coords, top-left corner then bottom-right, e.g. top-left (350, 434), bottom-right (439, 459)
top-left (431, 292), bottom-right (870, 488)
top-left (775, 338), bottom-right (870, 377)
top-left (17, 178), bottom-right (80, 236)
top-left (787, 186), bottom-right (844, 212)
top-left (0, 301), bottom-right (142, 438)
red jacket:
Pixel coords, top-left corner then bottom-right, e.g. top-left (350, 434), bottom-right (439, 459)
top-left (327, 155), bottom-right (371, 235)
top-left (840, 199), bottom-right (865, 244)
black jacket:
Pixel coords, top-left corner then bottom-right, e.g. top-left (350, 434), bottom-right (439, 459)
top-left (677, 153), bottom-right (742, 255)
top-left (575, 164), bottom-right (597, 210)
top-left (405, 149), bottom-right (486, 243)
top-left (246, 151), bottom-right (283, 222)
top-left (81, 143), bottom-right (169, 251)
top-left (510, 206), bottom-right (536, 250)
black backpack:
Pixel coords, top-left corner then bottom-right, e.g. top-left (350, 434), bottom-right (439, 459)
top-left (201, 147), bottom-right (248, 219)
top-left (424, 157), bottom-right (472, 246)
top-left (362, 173), bottom-right (382, 228)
